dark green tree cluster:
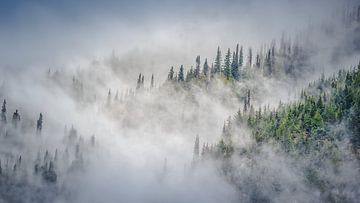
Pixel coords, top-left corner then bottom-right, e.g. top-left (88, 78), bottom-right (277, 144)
top-left (166, 40), bottom-right (310, 86)
top-left (231, 63), bottom-right (360, 155)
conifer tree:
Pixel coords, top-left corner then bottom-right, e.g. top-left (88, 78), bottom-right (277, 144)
top-left (137, 73), bottom-right (142, 89)
top-left (203, 58), bottom-right (209, 77)
top-left (168, 67), bottom-right (174, 81)
top-left (224, 49), bottom-right (232, 80)
top-left (1, 99), bottom-right (6, 124)
top-left (235, 44), bottom-right (239, 67)
top-left (255, 53), bottom-right (261, 69)
top-left (178, 65), bottom-right (184, 82)
top-left (37, 113), bottom-right (43, 133)
top-left (214, 47), bottom-right (222, 73)
top-left (231, 51), bottom-right (240, 80)
top-left (239, 46), bottom-right (243, 67)
top-left (248, 47), bottom-right (253, 67)
top-left (12, 109), bottom-right (20, 128)
top-left (195, 56), bottom-right (201, 79)
top-left (150, 74), bottom-right (154, 89)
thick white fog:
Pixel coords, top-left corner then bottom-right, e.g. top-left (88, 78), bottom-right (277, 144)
top-left (0, 0), bottom-right (360, 202)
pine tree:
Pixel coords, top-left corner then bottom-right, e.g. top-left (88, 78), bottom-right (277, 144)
top-left (178, 65), bottom-right (185, 82)
top-left (239, 46), bottom-right (243, 67)
top-left (214, 46), bottom-right (222, 73)
top-left (168, 67), bottom-right (174, 81)
top-left (137, 73), bottom-right (142, 89)
top-left (1, 99), bottom-right (6, 124)
top-left (231, 51), bottom-right (240, 80)
top-left (224, 49), bottom-right (232, 80)
top-left (248, 47), bottom-right (253, 67)
top-left (37, 113), bottom-right (43, 133)
top-left (12, 109), bottom-right (20, 128)
top-left (255, 53), bottom-right (261, 69)
top-left (235, 44), bottom-right (239, 67)
top-left (195, 56), bottom-right (201, 79)
top-left (150, 74), bottom-right (154, 89)
top-left (203, 58), bottom-right (209, 77)
top-left (265, 50), bottom-right (272, 75)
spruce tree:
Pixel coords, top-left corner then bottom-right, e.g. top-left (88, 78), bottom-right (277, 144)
top-left (12, 109), bottom-right (20, 128)
top-left (224, 49), bottom-right (232, 80)
top-left (231, 51), bottom-right (240, 80)
top-left (168, 67), bottom-right (174, 81)
top-left (203, 58), bottom-right (209, 77)
top-left (195, 56), bottom-right (201, 79)
top-left (137, 73), bottom-right (142, 89)
top-left (150, 74), bottom-right (154, 89)
top-left (178, 65), bottom-right (184, 82)
top-left (1, 99), bottom-right (6, 124)
top-left (255, 53), bottom-right (261, 69)
top-left (248, 47), bottom-right (253, 67)
top-left (214, 47), bottom-right (222, 73)
top-left (37, 113), bottom-right (43, 133)
top-left (239, 46), bottom-right (243, 67)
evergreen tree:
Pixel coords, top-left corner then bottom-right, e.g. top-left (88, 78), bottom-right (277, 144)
top-left (137, 73), bottom-right (142, 89)
top-left (1, 99), bottom-right (6, 124)
top-left (265, 50), bottom-right (272, 75)
top-left (37, 113), bottom-right (43, 133)
top-left (239, 46), bottom-right (243, 67)
top-left (214, 47), bottom-right (222, 73)
top-left (150, 74), bottom-right (154, 89)
top-left (248, 47), bottom-right (253, 67)
top-left (178, 65), bottom-right (185, 82)
top-left (12, 109), bottom-right (20, 128)
top-left (255, 53), bottom-right (261, 69)
top-left (195, 56), bottom-right (201, 79)
top-left (231, 51), bottom-right (240, 80)
top-left (235, 44), bottom-right (239, 67)
top-left (203, 58), bottom-right (209, 77)
top-left (224, 49), bottom-right (232, 80)
top-left (168, 67), bottom-right (174, 81)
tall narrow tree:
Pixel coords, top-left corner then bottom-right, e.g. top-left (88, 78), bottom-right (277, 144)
top-left (150, 74), bottom-right (154, 89)
top-left (178, 65), bottom-right (184, 82)
top-left (168, 67), bottom-right (174, 81)
top-left (224, 49), bottom-right (232, 80)
top-left (195, 56), bottom-right (201, 79)
top-left (214, 47), bottom-right (222, 73)
top-left (37, 113), bottom-right (43, 133)
top-left (1, 99), bottom-right (6, 124)
top-left (248, 47), bottom-right (253, 67)
top-left (203, 58), bottom-right (209, 77)
top-left (239, 46), bottom-right (243, 67)
top-left (12, 109), bottom-right (20, 128)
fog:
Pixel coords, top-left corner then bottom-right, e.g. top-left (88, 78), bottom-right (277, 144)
top-left (0, 0), bottom-right (359, 202)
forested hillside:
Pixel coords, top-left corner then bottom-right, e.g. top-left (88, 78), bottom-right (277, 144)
top-left (0, 1), bottom-right (360, 203)
top-left (188, 63), bottom-right (360, 202)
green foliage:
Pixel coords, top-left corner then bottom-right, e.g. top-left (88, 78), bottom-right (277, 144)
top-left (238, 63), bottom-right (360, 155)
